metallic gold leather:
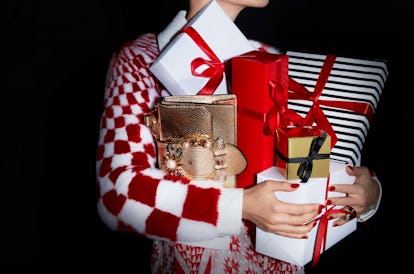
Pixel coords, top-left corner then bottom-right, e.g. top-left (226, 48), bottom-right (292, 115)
top-left (162, 94), bottom-right (236, 104)
top-left (156, 136), bottom-right (247, 188)
top-left (158, 105), bottom-right (214, 140)
top-left (145, 95), bottom-right (243, 188)
top-left (148, 94), bottom-right (237, 145)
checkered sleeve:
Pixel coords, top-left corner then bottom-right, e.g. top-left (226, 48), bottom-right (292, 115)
top-left (95, 33), bottom-right (243, 243)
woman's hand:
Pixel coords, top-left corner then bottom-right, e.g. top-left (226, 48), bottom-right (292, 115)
top-left (326, 166), bottom-right (380, 226)
top-left (242, 180), bottom-right (323, 239)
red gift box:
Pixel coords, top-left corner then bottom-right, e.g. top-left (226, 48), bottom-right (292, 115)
top-left (232, 50), bottom-right (303, 188)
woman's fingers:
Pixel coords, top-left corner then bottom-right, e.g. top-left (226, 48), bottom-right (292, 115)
top-left (327, 205), bottom-right (357, 227)
top-left (265, 220), bottom-right (318, 239)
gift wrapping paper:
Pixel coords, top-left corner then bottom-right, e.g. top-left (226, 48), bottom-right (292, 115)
top-left (287, 51), bottom-right (388, 166)
top-left (150, 0), bottom-right (254, 96)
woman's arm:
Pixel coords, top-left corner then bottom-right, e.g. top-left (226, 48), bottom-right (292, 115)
top-left (96, 35), bottom-right (322, 243)
top-left (96, 34), bottom-right (243, 243)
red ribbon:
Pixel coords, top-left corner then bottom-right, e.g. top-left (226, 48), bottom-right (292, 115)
top-left (310, 176), bottom-right (356, 267)
top-left (263, 80), bottom-right (304, 135)
top-left (181, 26), bottom-right (225, 95)
top-left (288, 54), bottom-right (375, 148)
top-left (311, 206), bottom-right (347, 267)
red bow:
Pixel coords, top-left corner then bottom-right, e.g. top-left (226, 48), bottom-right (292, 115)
top-left (181, 26), bottom-right (225, 95)
top-left (263, 80), bottom-right (305, 135)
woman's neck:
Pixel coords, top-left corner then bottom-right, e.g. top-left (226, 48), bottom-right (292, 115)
top-left (187, 0), bottom-right (245, 22)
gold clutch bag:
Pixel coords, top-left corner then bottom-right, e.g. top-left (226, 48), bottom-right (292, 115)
top-left (149, 94), bottom-right (237, 144)
top-left (145, 95), bottom-right (246, 188)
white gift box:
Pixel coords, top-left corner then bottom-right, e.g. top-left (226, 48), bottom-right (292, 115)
top-left (150, 0), bottom-right (254, 96)
top-left (255, 161), bottom-right (357, 267)
top-left (287, 51), bottom-right (388, 166)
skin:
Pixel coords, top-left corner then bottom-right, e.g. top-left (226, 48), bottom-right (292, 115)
top-left (187, 0), bottom-right (381, 238)
top-left (187, 0), bottom-right (270, 21)
top-left (327, 166), bottom-right (380, 226)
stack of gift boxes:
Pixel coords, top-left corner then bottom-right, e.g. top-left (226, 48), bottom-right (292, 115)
top-left (231, 50), bottom-right (361, 267)
top-left (149, 0), bottom-right (388, 267)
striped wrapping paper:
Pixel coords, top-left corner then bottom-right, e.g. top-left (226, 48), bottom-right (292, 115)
top-left (287, 51), bottom-right (388, 166)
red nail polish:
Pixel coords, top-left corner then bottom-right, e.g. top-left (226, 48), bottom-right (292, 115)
top-left (328, 216), bottom-right (334, 220)
top-left (302, 235), bottom-right (308, 239)
top-left (346, 166), bottom-right (354, 171)
top-left (318, 205), bottom-right (324, 214)
top-left (326, 200), bottom-right (332, 205)
top-left (328, 186), bottom-right (335, 191)
top-left (291, 183), bottom-right (300, 188)
top-left (312, 221), bottom-right (317, 227)
top-left (333, 223), bottom-right (338, 227)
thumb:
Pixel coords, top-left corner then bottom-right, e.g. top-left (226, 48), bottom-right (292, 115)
top-left (346, 165), bottom-right (370, 177)
top-left (345, 165), bottom-right (356, 176)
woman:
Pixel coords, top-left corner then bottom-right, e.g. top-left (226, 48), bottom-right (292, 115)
top-left (96, 0), bottom-right (381, 272)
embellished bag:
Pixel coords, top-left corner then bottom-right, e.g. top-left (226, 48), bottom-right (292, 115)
top-left (144, 94), bottom-right (247, 188)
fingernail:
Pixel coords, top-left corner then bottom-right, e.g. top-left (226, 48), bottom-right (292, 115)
top-left (318, 205), bottom-right (324, 214)
top-left (333, 223), bottom-right (338, 227)
top-left (328, 216), bottom-right (334, 220)
top-left (328, 186), bottom-right (335, 191)
top-left (346, 166), bottom-right (354, 171)
top-left (326, 199), bottom-right (332, 205)
top-left (312, 221), bottom-right (317, 227)
top-left (302, 235), bottom-right (308, 239)
top-left (369, 168), bottom-right (376, 176)
top-left (291, 183), bottom-right (300, 188)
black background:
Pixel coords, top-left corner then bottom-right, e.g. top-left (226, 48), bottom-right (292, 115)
top-left (2, 0), bottom-right (412, 273)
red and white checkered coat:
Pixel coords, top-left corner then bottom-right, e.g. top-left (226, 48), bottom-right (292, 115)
top-left (96, 33), bottom-right (303, 273)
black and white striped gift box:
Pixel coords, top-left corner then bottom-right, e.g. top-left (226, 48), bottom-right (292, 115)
top-left (287, 51), bottom-right (388, 166)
